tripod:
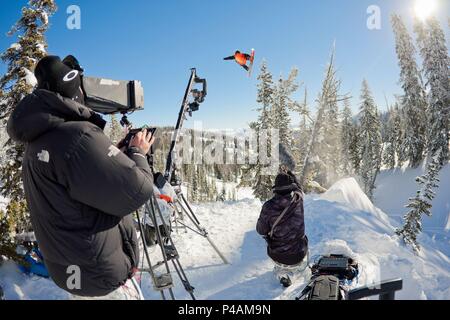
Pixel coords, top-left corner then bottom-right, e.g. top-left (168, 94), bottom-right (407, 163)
top-left (128, 68), bottom-right (228, 299)
top-left (162, 68), bottom-right (229, 265)
top-left (136, 191), bottom-right (195, 300)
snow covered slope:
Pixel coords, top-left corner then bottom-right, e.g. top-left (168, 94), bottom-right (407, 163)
top-left (374, 163), bottom-right (450, 235)
top-left (321, 178), bottom-right (391, 227)
top-left (1, 181), bottom-right (449, 300)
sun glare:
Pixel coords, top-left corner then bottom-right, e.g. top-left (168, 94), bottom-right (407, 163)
top-left (414, 0), bottom-right (438, 21)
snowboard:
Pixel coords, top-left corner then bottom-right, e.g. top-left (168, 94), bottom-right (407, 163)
top-left (248, 49), bottom-right (255, 77)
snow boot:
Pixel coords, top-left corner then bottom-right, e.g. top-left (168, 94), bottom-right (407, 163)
top-left (280, 276), bottom-right (292, 288)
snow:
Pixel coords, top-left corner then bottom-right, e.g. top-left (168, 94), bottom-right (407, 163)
top-left (374, 163), bottom-right (450, 236)
top-left (1, 181), bottom-right (449, 300)
top-left (36, 43), bottom-right (46, 54)
top-left (40, 12), bottom-right (49, 26)
top-left (23, 68), bottom-right (37, 87)
top-left (9, 43), bottom-right (21, 51)
top-left (322, 177), bottom-right (391, 227)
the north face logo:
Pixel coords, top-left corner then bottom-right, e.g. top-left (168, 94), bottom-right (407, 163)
top-left (37, 150), bottom-right (50, 163)
top-left (108, 145), bottom-right (120, 157)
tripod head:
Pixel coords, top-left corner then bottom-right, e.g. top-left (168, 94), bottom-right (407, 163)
top-left (188, 72), bottom-right (207, 115)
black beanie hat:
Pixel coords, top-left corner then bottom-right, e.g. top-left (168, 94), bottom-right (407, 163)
top-left (273, 172), bottom-right (298, 195)
top-left (35, 55), bottom-right (81, 99)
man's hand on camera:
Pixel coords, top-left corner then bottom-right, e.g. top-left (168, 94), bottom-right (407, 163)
top-left (129, 128), bottom-right (155, 155)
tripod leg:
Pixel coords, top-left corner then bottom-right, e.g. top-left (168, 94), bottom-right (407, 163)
top-left (136, 210), bottom-right (165, 300)
top-left (173, 202), bottom-right (188, 234)
top-left (180, 193), bottom-right (201, 225)
top-left (146, 201), bottom-right (176, 300)
top-left (171, 259), bottom-right (196, 300)
top-left (149, 194), bottom-right (196, 300)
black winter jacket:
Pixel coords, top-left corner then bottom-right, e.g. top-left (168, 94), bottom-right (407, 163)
top-left (256, 192), bottom-right (308, 265)
top-left (7, 89), bottom-right (153, 297)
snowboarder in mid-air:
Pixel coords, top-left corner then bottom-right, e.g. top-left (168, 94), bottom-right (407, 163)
top-left (224, 49), bottom-right (255, 75)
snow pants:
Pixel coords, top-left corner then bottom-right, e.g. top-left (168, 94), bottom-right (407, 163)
top-left (70, 277), bottom-right (145, 300)
top-left (272, 252), bottom-right (309, 281)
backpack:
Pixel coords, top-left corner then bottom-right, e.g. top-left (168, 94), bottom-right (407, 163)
top-left (301, 275), bottom-right (343, 300)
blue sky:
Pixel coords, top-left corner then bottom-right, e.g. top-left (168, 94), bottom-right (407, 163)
top-left (1, 0), bottom-right (449, 129)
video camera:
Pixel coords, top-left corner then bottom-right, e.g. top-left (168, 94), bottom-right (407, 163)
top-left (82, 77), bottom-right (144, 115)
top-left (312, 254), bottom-right (359, 280)
top-left (117, 126), bottom-right (158, 151)
top-left (62, 55), bottom-right (144, 115)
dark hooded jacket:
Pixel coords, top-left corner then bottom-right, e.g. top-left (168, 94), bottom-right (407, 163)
top-left (7, 89), bottom-right (153, 297)
top-left (256, 192), bottom-right (308, 265)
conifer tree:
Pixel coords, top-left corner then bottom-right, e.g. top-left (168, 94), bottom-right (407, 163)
top-left (271, 68), bottom-right (298, 148)
top-left (0, 1), bottom-right (57, 242)
top-left (300, 48), bottom-right (343, 188)
top-left (391, 14), bottom-right (428, 168)
top-left (414, 17), bottom-right (449, 165)
top-left (397, 18), bottom-right (450, 251)
top-left (393, 103), bottom-right (405, 167)
top-left (358, 79), bottom-right (382, 200)
top-left (383, 107), bottom-right (398, 169)
top-left (349, 122), bottom-right (361, 173)
top-left (340, 99), bottom-right (354, 175)
top-left (292, 87), bottom-right (312, 174)
top-left (396, 154), bottom-right (440, 252)
top-left (250, 61), bottom-right (275, 201)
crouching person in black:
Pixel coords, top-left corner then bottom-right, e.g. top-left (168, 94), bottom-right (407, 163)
top-left (7, 55), bottom-right (154, 300)
top-left (256, 171), bottom-right (308, 288)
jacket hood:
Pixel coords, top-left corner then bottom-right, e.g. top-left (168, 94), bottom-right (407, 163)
top-left (7, 89), bottom-right (105, 143)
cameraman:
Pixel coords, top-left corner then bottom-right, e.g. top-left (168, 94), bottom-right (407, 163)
top-left (7, 55), bottom-right (154, 300)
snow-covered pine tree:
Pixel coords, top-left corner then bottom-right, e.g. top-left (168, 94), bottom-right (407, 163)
top-left (199, 166), bottom-right (209, 202)
top-left (292, 87), bottom-right (312, 174)
top-left (393, 103), bottom-right (405, 167)
top-left (249, 61), bottom-right (275, 201)
top-left (219, 184), bottom-right (226, 202)
top-left (322, 81), bottom-right (342, 184)
top-left (271, 68), bottom-right (299, 148)
top-left (397, 17), bottom-right (450, 251)
top-left (358, 79), bottom-right (382, 200)
top-left (349, 122), bottom-right (361, 173)
top-left (340, 99), bottom-right (354, 176)
top-left (209, 178), bottom-right (218, 202)
top-left (300, 47), bottom-right (343, 188)
top-left (383, 106), bottom-right (398, 169)
top-left (396, 153), bottom-right (440, 252)
top-left (190, 166), bottom-right (200, 202)
top-left (0, 91), bottom-right (7, 166)
top-left (0, 1), bottom-right (57, 240)
top-left (109, 114), bottom-right (124, 145)
top-left (391, 14), bottom-right (428, 168)
top-left (414, 17), bottom-right (449, 165)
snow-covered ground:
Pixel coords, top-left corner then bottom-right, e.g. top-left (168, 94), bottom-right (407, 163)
top-left (374, 163), bottom-right (450, 236)
top-left (1, 177), bottom-right (449, 300)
